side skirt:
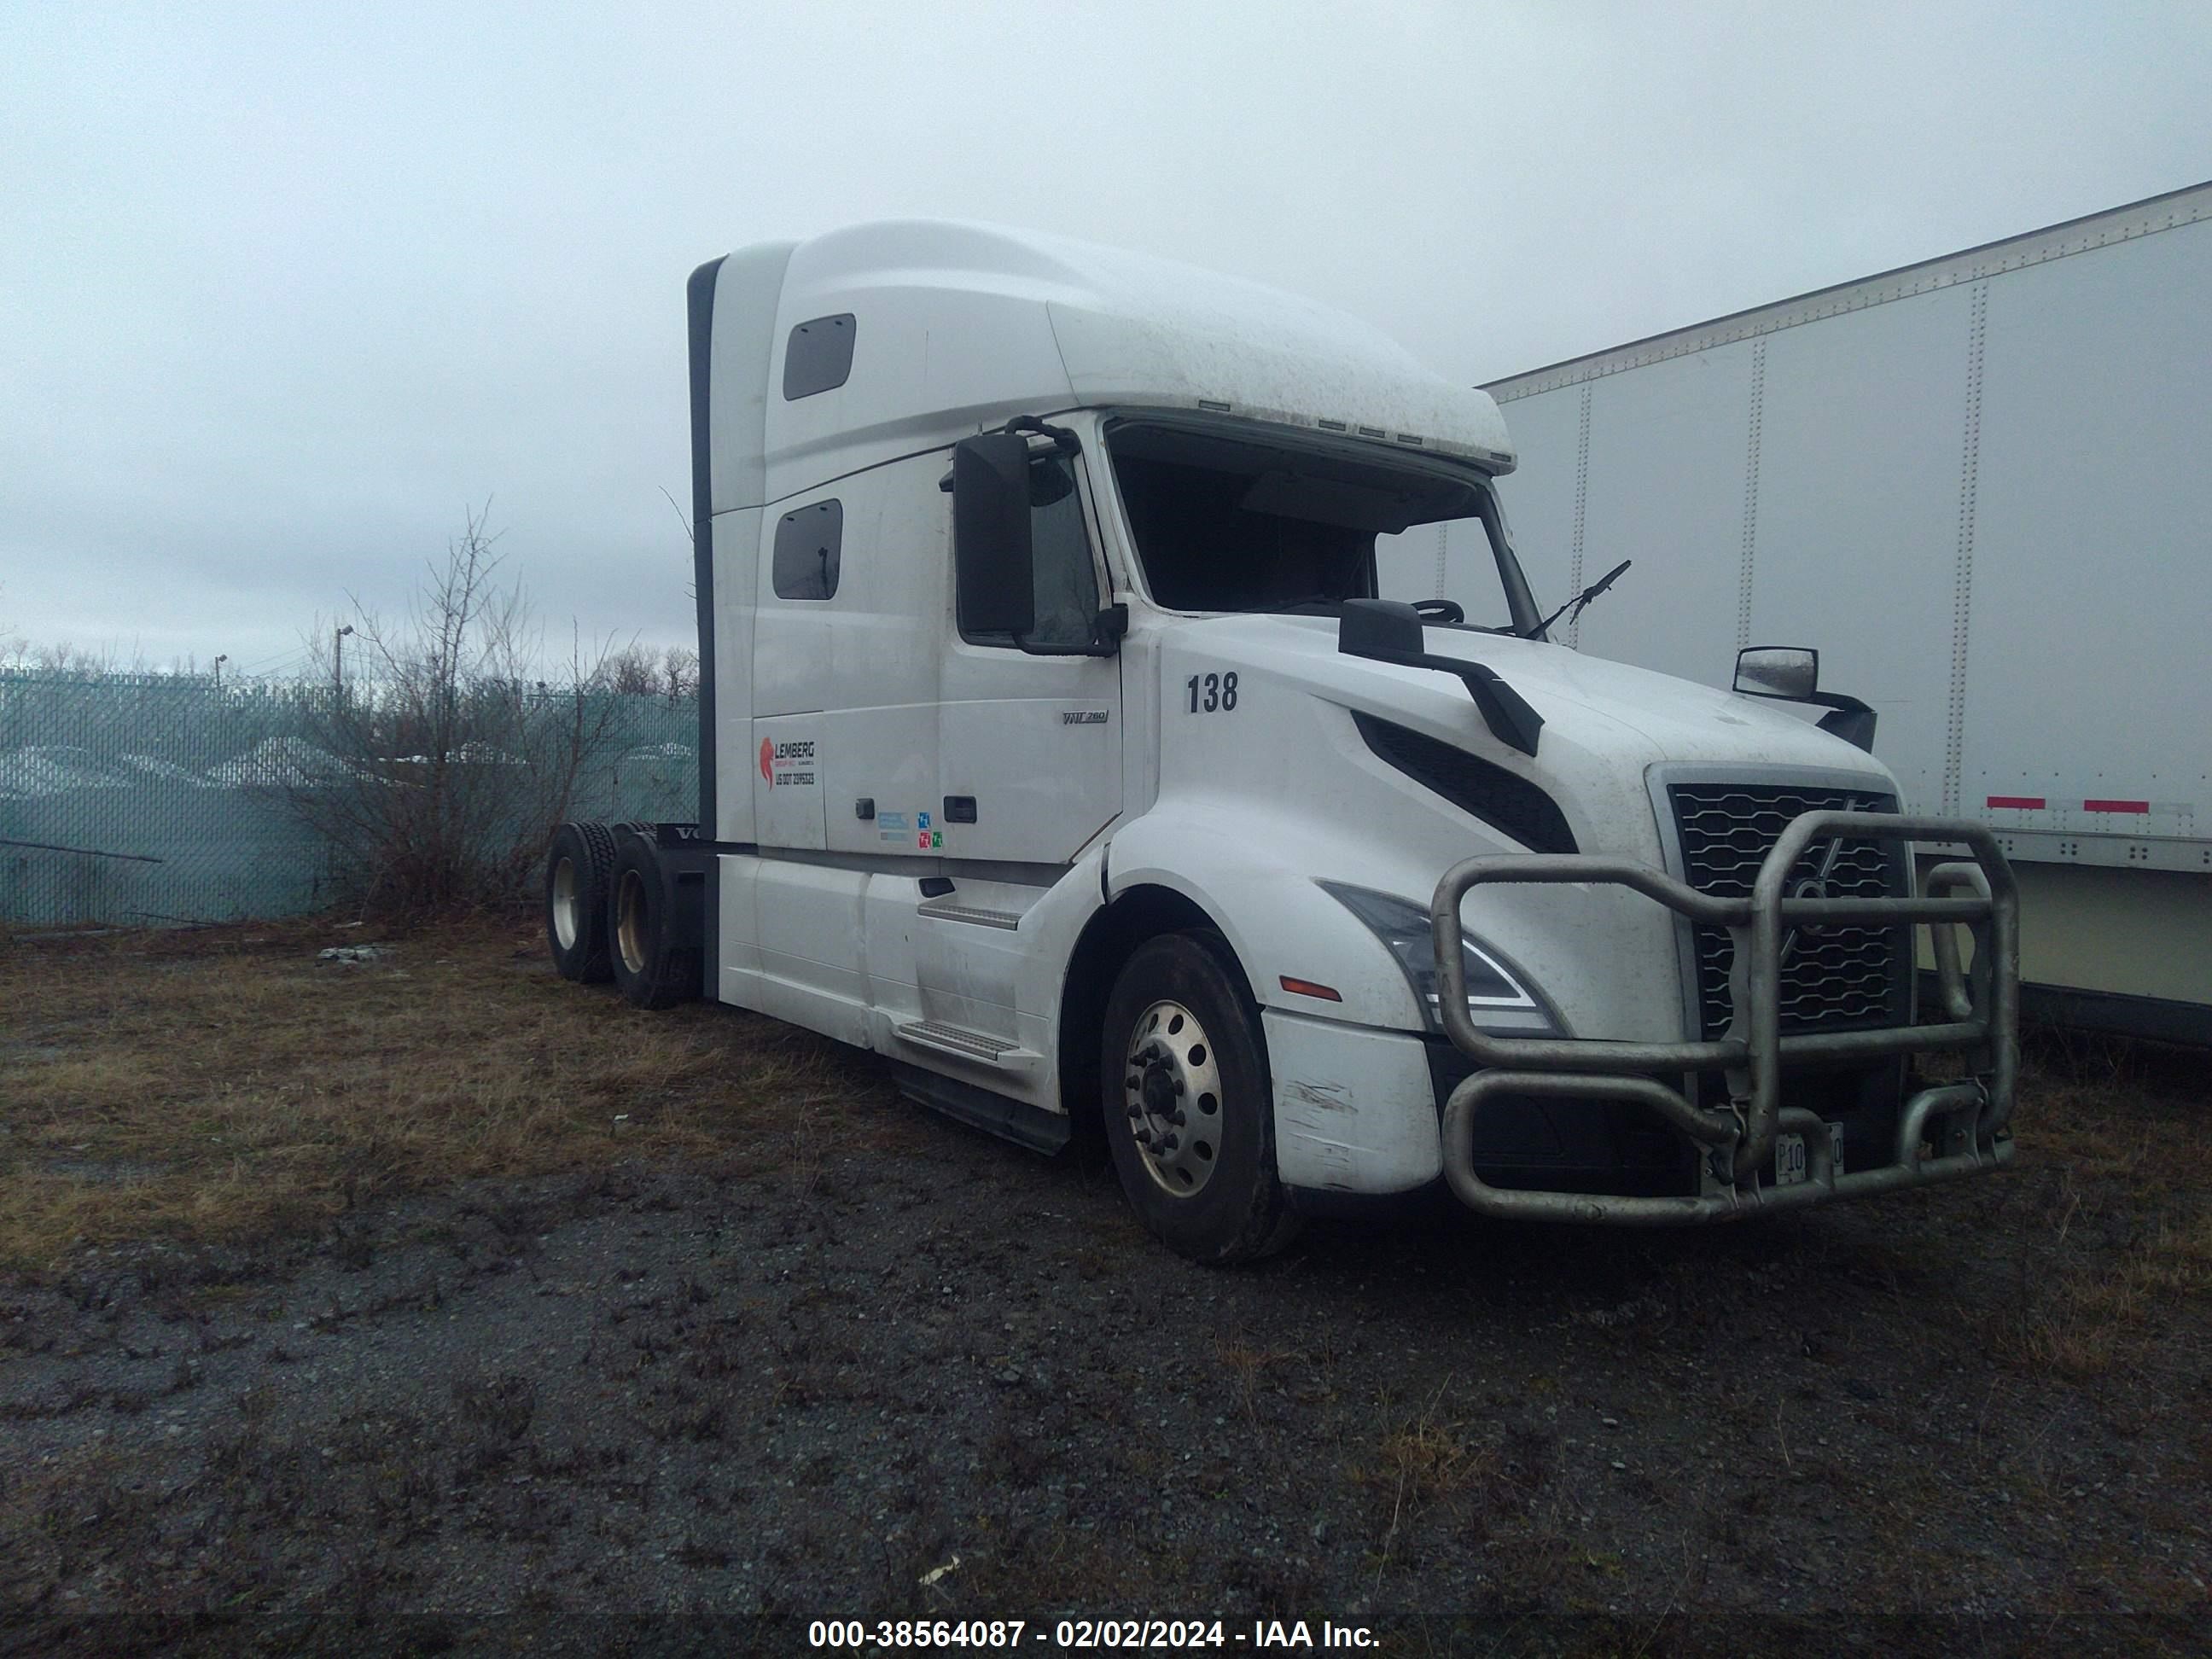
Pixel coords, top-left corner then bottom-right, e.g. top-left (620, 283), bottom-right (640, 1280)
top-left (890, 1062), bottom-right (1071, 1155)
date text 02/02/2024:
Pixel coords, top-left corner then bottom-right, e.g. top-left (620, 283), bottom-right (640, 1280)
top-left (805, 1616), bottom-right (1377, 1648)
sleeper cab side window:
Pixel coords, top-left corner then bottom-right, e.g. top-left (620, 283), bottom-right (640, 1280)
top-left (962, 452), bottom-right (1099, 650)
top-left (772, 499), bottom-right (841, 601)
top-left (783, 314), bottom-right (855, 400)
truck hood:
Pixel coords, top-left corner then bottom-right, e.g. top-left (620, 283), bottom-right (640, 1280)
top-left (1161, 612), bottom-right (1893, 780)
top-left (1139, 612), bottom-right (1901, 1043)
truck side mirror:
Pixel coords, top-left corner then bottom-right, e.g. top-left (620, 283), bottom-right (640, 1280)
top-left (952, 434), bottom-right (1035, 637)
top-left (1733, 644), bottom-right (1877, 750)
top-left (1733, 646), bottom-right (1819, 701)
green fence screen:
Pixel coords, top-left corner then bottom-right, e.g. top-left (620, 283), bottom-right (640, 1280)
top-left (0, 672), bottom-right (701, 927)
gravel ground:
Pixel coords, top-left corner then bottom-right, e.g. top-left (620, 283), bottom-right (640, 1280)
top-left (3, 960), bottom-right (2209, 1656)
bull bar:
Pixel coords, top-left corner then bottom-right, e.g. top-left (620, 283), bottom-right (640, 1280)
top-left (1429, 812), bottom-right (2019, 1224)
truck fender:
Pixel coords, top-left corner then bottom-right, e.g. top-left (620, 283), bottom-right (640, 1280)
top-left (1103, 809), bottom-right (1426, 1034)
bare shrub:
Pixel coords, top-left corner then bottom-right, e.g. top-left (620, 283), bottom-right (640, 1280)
top-left (292, 504), bottom-right (626, 917)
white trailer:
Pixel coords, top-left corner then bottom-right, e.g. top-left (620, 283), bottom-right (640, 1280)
top-left (1463, 182), bottom-right (2212, 1044)
top-left (545, 223), bottom-right (2021, 1262)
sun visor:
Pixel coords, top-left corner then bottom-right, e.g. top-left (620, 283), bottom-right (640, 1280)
top-left (1238, 469), bottom-right (1426, 533)
top-left (1050, 302), bottom-right (1516, 470)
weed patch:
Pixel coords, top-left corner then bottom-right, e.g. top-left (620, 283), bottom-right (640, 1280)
top-left (0, 914), bottom-right (880, 1271)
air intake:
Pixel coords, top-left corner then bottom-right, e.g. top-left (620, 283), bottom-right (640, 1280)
top-left (1354, 713), bottom-right (1575, 854)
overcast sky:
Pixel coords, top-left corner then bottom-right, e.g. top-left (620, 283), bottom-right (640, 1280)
top-left (3, 2), bottom-right (2206, 676)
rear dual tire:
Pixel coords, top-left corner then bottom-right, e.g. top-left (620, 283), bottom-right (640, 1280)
top-left (608, 830), bottom-right (700, 1010)
top-left (546, 821), bottom-right (618, 983)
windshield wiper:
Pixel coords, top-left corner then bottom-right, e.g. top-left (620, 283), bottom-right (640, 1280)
top-left (1528, 558), bottom-right (1632, 638)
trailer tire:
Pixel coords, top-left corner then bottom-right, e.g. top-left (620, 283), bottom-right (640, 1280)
top-left (1100, 930), bottom-right (1299, 1265)
top-left (607, 831), bottom-right (700, 1010)
top-left (546, 821), bottom-right (617, 983)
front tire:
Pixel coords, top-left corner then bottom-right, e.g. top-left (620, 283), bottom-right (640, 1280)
top-left (1099, 931), bottom-right (1299, 1265)
top-left (545, 821), bottom-right (617, 983)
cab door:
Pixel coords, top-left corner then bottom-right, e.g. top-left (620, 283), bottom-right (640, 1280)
top-left (937, 440), bottom-right (1123, 867)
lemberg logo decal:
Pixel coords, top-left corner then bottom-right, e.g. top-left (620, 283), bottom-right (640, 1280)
top-left (759, 737), bottom-right (818, 789)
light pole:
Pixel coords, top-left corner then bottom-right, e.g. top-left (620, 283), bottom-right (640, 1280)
top-left (212, 654), bottom-right (228, 690)
top-left (334, 625), bottom-right (354, 703)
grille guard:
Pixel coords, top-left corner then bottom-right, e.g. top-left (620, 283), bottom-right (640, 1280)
top-left (1429, 812), bottom-right (2019, 1223)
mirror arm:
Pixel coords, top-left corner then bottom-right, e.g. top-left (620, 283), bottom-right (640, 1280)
top-left (1001, 415), bottom-right (1080, 455)
top-left (1804, 690), bottom-right (1871, 714)
top-left (1812, 692), bottom-right (1877, 751)
top-left (943, 416), bottom-right (1078, 490)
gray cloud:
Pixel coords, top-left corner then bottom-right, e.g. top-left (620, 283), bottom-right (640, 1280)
top-left (4, 1), bottom-right (2206, 669)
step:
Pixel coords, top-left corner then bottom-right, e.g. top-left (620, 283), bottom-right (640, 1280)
top-left (915, 896), bottom-right (1023, 930)
top-left (892, 1019), bottom-right (1039, 1068)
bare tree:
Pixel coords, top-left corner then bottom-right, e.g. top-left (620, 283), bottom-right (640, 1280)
top-left (661, 645), bottom-right (700, 701)
top-left (595, 641), bottom-right (700, 703)
top-left (294, 502), bottom-right (626, 917)
top-left (599, 643), bottom-right (661, 697)
top-left (658, 484), bottom-right (693, 546)
top-left (29, 640), bottom-right (126, 678)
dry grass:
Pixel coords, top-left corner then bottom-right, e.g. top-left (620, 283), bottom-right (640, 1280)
top-left (1352, 1377), bottom-right (1504, 1582)
top-left (1989, 1208), bottom-right (2212, 1381)
top-left (1980, 1037), bottom-right (2212, 1380)
top-left (1213, 1336), bottom-right (1295, 1426)
top-left (0, 912), bottom-right (870, 1273)
top-left (1374, 1408), bottom-right (1480, 1511)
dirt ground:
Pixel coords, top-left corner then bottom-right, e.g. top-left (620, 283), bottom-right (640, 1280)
top-left (2, 916), bottom-right (2208, 1656)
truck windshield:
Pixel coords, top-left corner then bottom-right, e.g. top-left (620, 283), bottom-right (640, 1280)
top-left (1104, 419), bottom-right (1536, 633)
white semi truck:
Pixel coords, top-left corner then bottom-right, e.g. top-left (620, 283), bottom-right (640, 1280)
top-left (1467, 180), bottom-right (2211, 1045)
top-left (544, 223), bottom-right (2019, 1263)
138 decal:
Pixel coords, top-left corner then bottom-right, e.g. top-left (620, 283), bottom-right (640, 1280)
top-left (1185, 672), bottom-right (1238, 713)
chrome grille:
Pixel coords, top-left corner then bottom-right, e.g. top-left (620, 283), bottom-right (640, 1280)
top-left (1668, 783), bottom-right (1908, 1039)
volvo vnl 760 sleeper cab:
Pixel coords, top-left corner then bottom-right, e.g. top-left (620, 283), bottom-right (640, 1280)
top-left (543, 222), bottom-right (2020, 1264)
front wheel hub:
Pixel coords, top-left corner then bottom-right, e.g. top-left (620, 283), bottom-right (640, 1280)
top-left (1122, 1000), bottom-right (1224, 1197)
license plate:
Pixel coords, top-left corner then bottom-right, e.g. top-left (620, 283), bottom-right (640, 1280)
top-left (1775, 1122), bottom-right (1846, 1186)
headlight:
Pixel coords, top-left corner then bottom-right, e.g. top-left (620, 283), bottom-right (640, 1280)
top-left (1318, 882), bottom-right (1557, 1035)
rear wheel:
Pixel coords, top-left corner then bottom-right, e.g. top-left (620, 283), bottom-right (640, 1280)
top-left (607, 831), bottom-right (700, 1010)
top-left (545, 821), bottom-right (616, 982)
top-left (1100, 931), bottom-right (1299, 1265)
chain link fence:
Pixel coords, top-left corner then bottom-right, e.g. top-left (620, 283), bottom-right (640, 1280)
top-left (0, 671), bottom-right (700, 927)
